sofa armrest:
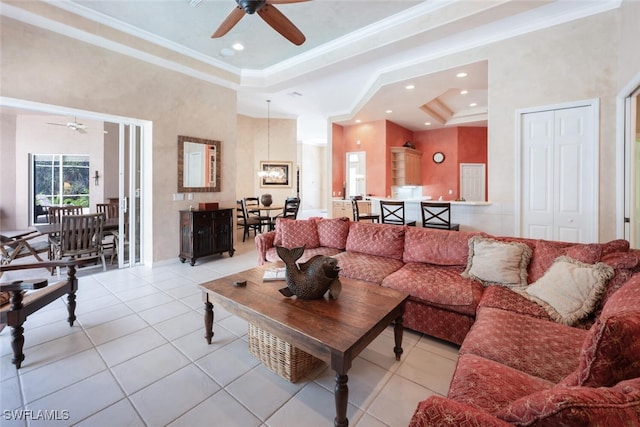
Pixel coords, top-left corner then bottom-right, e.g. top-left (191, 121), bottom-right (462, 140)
top-left (255, 231), bottom-right (276, 265)
top-left (409, 396), bottom-right (511, 427)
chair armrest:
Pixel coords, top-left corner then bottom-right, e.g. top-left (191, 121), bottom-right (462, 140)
top-left (0, 260), bottom-right (79, 273)
top-left (255, 231), bottom-right (276, 265)
top-left (0, 278), bottom-right (48, 292)
top-left (409, 396), bottom-right (511, 427)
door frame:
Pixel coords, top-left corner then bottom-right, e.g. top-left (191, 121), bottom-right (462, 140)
top-left (616, 72), bottom-right (640, 244)
top-left (0, 96), bottom-right (153, 267)
top-left (514, 98), bottom-right (600, 240)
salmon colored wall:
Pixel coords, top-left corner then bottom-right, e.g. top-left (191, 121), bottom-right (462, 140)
top-left (333, 120), bottom-right (387, 197)
top-left (332, 123), bottom-right (344, 197)
top-left (414, 127), bottom-right (459, 200)
top-left (333, 121), bottom-right (487, 200)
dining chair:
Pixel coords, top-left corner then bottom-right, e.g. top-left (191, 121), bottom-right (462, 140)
top-left (46, 205), bottom-right (84, 224)
top-left (34, 194), bottom-right (54, 223)
top-left (236, 200), bottom-right (262, 242)
top-left (270, 197), bottom-right (301, 231)
top-left (96, 203), bottom-right (119, 256)
top-left (0, 231), bottom-right (49, 265)
top-left (421, 201), bottom-right (460, 230)
top-left (351, 198), bottom-right (379, 223)
top-left (380, 200), bottom-right (416, 226)
top-left (243, 197), bottom-right (271, 231)
top-left (51, 213), bottom-right (106, 273)
top-left (0, 259), bottom-right (82, 368)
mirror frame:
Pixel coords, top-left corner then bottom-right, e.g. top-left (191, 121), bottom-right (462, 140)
top-left (178, 135), bottom-right (221, 193)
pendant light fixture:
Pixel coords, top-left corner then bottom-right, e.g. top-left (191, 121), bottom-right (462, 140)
top-left (258, 99), bottom-right (284, 179)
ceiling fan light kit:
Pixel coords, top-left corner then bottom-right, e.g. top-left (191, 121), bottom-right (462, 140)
top-left (212, 0), bottom-right (308, 45)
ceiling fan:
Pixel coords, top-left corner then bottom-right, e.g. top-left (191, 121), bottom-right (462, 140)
top-left (45, 118), bottom-right (108, 134)
top-left (46, 118), bottom-right (88, 133)
top-left (212, 0), bottom-right (309, 46)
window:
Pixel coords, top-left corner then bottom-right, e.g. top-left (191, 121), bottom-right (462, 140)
top-left (32, 154), bottom-right (90, 222)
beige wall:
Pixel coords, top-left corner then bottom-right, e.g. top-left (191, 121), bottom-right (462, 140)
top-left (1, 16), bottom-right (237, 262)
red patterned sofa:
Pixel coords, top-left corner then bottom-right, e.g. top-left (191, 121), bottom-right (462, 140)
top-left (256, 217), bottom-right (640, 425)
top-left (256, 218), bottom-right (638, 345)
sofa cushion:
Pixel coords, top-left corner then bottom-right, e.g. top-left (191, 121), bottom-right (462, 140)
top-left (402, 228), bottom-right (481, 265)
top-left (460, 307), bottom-right (586, 383)
top-left (529, 240), bottom-right (603, 283)
top-left (562, 273), bottom-right (640, 388)
top-left (345, 222), bottom-right (405, 260)
top-left (462, 236), bottom-right (532, 288)
top-left (382, 263), bottom-right (481, 314)
top-left (314, 217), bottom-right (350, 250)
top-left (332, 251), bottom-right (404, 284)
top-left (448, 354), bottom-right (554, 414)
top-left (274, 218), bottom-right (320, 249)
top-left (477, 285), bottom-right (551, 321)
top-left (522, 256), bottom-right (614, 326)
top-left (601, 238), bottom-right (631, 255)
top-left (497, 378), bottom-right (640, 426)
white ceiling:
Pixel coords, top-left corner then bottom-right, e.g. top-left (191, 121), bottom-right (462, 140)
top-left (1, 0), bottom-right (622, 140)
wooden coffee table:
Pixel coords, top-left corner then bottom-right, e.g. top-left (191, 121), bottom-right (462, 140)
top-left (199, 264), bottom-right (409, 427)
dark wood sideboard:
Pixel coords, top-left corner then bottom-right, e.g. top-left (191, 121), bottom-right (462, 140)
top-left (179, 209), bottom-right (234, 266)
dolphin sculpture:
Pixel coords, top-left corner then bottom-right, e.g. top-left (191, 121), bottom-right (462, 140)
top-left (275, 245), bottom-right (342, 300)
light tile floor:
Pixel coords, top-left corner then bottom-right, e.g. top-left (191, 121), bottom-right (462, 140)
top-left (0, 238), bottom-right (459, 427)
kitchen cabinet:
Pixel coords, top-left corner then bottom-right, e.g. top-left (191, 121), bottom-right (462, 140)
top-left (391, 147), bottom-right (423, 186)
top-left (332, 200), bottom-right (372, 220)
top-left (179, 208), bottom-right (234, 266)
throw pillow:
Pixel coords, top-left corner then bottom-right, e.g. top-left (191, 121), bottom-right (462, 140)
top-left (462, 235), bottom-right (532, 287)
top-left (345, 222), bottom-right (405, 260)
top-left (528, 240), bottom-right (602, 283)
top-left (314, 217), bottom-right (350, 250)
top-left (275, 218), bottom-right (320, 249)
top-left (522, 256), bottom-right (614, 326)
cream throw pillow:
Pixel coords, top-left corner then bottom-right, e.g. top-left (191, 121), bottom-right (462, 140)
top-left (462, 236), bottom-right (532, 287)
top-left (522, 256), bottom-right (614, 326)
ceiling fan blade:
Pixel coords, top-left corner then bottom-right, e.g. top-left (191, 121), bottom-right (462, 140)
top-left (46, 122), bottom-right (67, 127)
top-left (212, 6), bottom-right (245, 38)
top-left (258, 4), bottom-right (305, 45)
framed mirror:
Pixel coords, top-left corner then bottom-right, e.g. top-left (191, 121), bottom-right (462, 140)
top-left (178, 135), bottom-right (221, 193)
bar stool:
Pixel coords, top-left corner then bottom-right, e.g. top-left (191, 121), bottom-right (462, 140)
top-left (380, 200), bottom-right (416, 226)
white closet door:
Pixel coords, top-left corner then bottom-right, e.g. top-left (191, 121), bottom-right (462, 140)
top-left (521, 104), bottom-right (597, 243)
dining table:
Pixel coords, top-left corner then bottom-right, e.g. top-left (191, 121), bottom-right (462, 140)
top-left (247, 205), bottom-right (283, 231)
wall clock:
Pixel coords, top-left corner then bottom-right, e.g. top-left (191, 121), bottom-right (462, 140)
top-left (433, 152), bottom-right (445, 164)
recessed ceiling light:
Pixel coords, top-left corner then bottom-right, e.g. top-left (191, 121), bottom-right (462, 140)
top-left (405, 84), bottom-right (415, 90)
top-left (355, 119), bottom-right (361, 123)
top-left (469, 102), bottom-right (477, 107)
top-left (460, 90), bottom-right (468, 95)
top-left (386, 110), bottom-right (393, 114)
top-left (232, 43), bottom-right (244, 51)
top-left (424, 122), bottom-right (431, 126)
top-left (456, 72), bottom-right (468, 78)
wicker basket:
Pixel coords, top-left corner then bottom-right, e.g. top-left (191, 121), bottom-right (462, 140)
top-left (247, 323), bottom-right (322, 383)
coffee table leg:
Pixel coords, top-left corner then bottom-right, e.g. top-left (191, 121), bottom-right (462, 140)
top-left (393, 314), bottom-right (404, 361)
top-left (204, 301), bottom-right (214, 344)
top-left (334, 373), bottom-right (349, 427)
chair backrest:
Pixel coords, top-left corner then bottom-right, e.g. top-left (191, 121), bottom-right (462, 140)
top-left (282, 197), bottom-right (300, 219)
top-left (59, 213), bottom-right (104, 257)
top-left (421, 202), bottom-right (453, 228)
top-left (96, 203), bottom-right (118, 219)
top-left (380, 201), bottom-right (406, 225)
top-left (351, 198), bottom-right (362, 221)
top-left (236, 200), bottom-right (248, 223)
top-left (244, 197), bottom-right (260, 209)
top-left (47, 206), bottom-right (83, 224)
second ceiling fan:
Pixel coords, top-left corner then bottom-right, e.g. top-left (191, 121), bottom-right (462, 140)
top-left (212, 0), bottom-right (309, 46)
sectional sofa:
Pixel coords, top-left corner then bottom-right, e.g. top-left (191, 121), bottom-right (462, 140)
top-left (255, 217), bottom-right (640, 425)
